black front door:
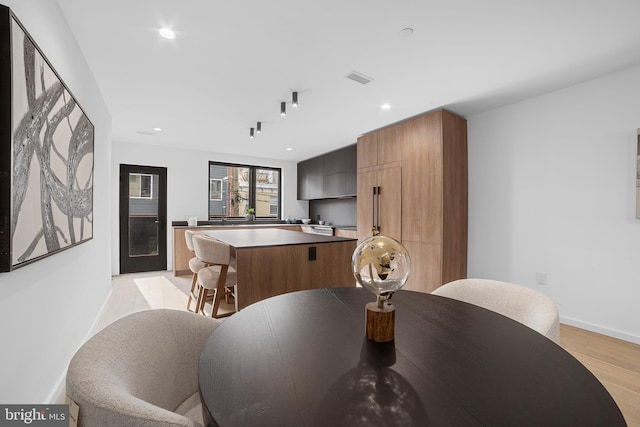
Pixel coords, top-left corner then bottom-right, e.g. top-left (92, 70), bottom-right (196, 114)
top-left (119, 164), bottom-right (167, 273)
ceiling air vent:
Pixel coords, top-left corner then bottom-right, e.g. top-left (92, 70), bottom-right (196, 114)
top-left (137, 130), bottom-right (156, 136)
top-left (346, 71), bottom-right (374, 85)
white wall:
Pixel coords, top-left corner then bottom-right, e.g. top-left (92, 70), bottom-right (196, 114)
top-left (111, 141), bottom-right (308, 275)
top-left (0, 1), bottom-right (112, 402)
top-left (467, 64), bottom-right (640, 343)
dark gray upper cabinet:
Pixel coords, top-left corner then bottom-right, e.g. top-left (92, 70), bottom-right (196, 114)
top-left (308, 156), bottom-right (324, 199)
top-left (297, 160), bottom-right (309, 200)
top-left (323, 149), bottom-right (346, 175)
top-left (323, 172), bottom-right (346, 197)
top-left (344, 144), bottom-right (357, 196)
top-left (297, 144), bottom-right (356, 200)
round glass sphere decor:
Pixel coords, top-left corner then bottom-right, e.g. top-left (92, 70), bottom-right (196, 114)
top-left (352, 235), bottom-right (411, 302)
top-left (352, 235), bottom-right (411, 342)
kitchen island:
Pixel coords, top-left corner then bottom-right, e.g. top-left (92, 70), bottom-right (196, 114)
top-left (172, 223), bottom-right (300, 276)
top-left (202, 228), bottom-right (357, 309)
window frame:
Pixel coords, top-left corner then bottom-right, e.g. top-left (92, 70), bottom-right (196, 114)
top-left (208, 161), bottom-right (282, 220)
top-left (129, 173), bottom-right (154, 199)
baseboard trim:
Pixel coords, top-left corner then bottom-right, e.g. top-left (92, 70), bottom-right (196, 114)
top-left (46, 287), bottom-right (114, 404)
top-left (560, 315), bottom-right (640, 345)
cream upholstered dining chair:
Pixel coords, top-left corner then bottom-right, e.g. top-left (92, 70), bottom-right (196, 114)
top-left (432, 278), bottom-right (560, 343)
top-left (184, 230), bottom-right (206, 312)
top-left (192, 234), bottom-right (238, 318)
top-left (66, 309), bottom-right (221, 427)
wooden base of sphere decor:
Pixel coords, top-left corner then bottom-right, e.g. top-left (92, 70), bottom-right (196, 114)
top-left (365, 301), bottom-right (395, 342)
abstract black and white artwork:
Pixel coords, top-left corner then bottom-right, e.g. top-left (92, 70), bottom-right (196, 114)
top-left (0, 6), bottom-right (94, 272)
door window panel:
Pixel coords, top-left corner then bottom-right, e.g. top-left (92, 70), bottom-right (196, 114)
top-left (128, 173), bottom-right (159, 256)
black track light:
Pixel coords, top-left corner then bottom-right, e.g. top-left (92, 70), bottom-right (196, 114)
top-left (292, 91), bottom-right (298, 107)
top-left (281, 102), bottom-right (286, 116)
top-left (256, 122), bottom-right (262, 133)
top-left (250, 127), bottom-right (255, 138)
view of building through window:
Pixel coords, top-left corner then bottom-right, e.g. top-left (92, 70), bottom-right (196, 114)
top-left (256, 168), bottom-right (280, 217)
top-left (209, 162), bottom-right (281, 219)
top-left (129, 173), bottom-right (153, 198)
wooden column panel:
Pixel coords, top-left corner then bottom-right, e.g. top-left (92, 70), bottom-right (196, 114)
top-left (377, 166), bottom-right (402, 242)
top-left (401, 112), bottom-right (444, 244)
top-left (377, 125), bottom-right (402, 165)
top-left (357, 133), bottom-right (377, 169)
top-left (402, 241), bottom-right (442, 293)
top-left (357, 170), bottom-right (377, 241)
top-left (441, 110), bottom-right (468, 283)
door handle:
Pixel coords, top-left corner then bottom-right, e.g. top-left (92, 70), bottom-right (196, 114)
top-left (372, 186), bottom-right (380, 236)
top-left (376, 186), bottom-right (381, 235)
top-left (372, 186), bottom-right (376, 235)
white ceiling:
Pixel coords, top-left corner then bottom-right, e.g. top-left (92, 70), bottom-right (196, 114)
top-left (56, 0), bottom-right (640, 162)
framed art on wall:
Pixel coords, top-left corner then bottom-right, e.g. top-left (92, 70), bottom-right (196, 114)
top-left (0, 5), bottom-right (94, 272)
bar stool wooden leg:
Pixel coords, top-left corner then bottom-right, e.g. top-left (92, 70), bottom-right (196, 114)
top-left (213, 289), bottom-right (228, 318)
top-left (211, 266), bottom-right (227, 318)
top-left (197, 287), bottom-right (208, 316)
top-left (224, 286), bottom-right (234, 304)
top-left (187, 273), bottom-right (199, 312)
top-left (193, 283), bottom-right (203, 314)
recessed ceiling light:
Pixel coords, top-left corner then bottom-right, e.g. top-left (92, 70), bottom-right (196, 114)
top-left (159, 28), bottom-right (176, 39)
top-left (286, 147), bottom-right (293, 151)
top-left (381, 103), bottom-right (391, 110)
top-left (399, 28), bottom-right (414, 38)
top-left (153, 127), bottom-right (162, 132)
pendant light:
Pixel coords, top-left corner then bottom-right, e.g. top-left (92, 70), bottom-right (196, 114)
top-left (292, 91), bottom-right (298, 107)
top-left (280, 102), bottom-right (286, 116)
top-left (256, 122), bottom-right (262, 133)
top-left (250, 127), bottom-right (255, 138)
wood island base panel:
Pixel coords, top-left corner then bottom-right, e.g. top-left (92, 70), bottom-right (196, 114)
top-left (233, 240), bottom-right (356, 309)
top-left (172, 224), bottom-right (300, 276)
top-left (201, 228), bottom-right (357, 309)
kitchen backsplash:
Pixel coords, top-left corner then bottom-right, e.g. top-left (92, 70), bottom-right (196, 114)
top-left (309, 198), bottom-right (356, 226)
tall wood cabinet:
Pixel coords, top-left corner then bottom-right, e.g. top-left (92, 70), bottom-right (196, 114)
top-left (356, 109), bottom-right (467, 293)
top-left (356, 125), bottom-right (403, 242)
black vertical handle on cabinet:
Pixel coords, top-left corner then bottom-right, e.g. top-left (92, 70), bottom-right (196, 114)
top-left (372, 186), bottom-right (381, 236)
top-left (372, 186), bottom-right (378, 235)
top-left (376, 186), bottom-right (381, 234)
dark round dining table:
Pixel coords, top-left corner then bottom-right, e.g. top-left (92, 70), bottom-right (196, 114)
top-left (198, 287), bottom-right (625, 426)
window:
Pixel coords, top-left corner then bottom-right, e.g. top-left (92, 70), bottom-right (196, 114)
top-left (209, 179), bottom-right (222, 200)
top-left (269, 196), bottom-right (278, 216)
top-left (129, 173), bottom-right (153, 198)
top-left (208, 162), bottom-right (281, 219)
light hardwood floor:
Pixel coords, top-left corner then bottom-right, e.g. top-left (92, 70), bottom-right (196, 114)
top-left (95, 271), bottom-right (233, 333)
top-left (560, 323), bottom-right (640, 426)
top-left (97, 272), bottom-right (640, 425)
